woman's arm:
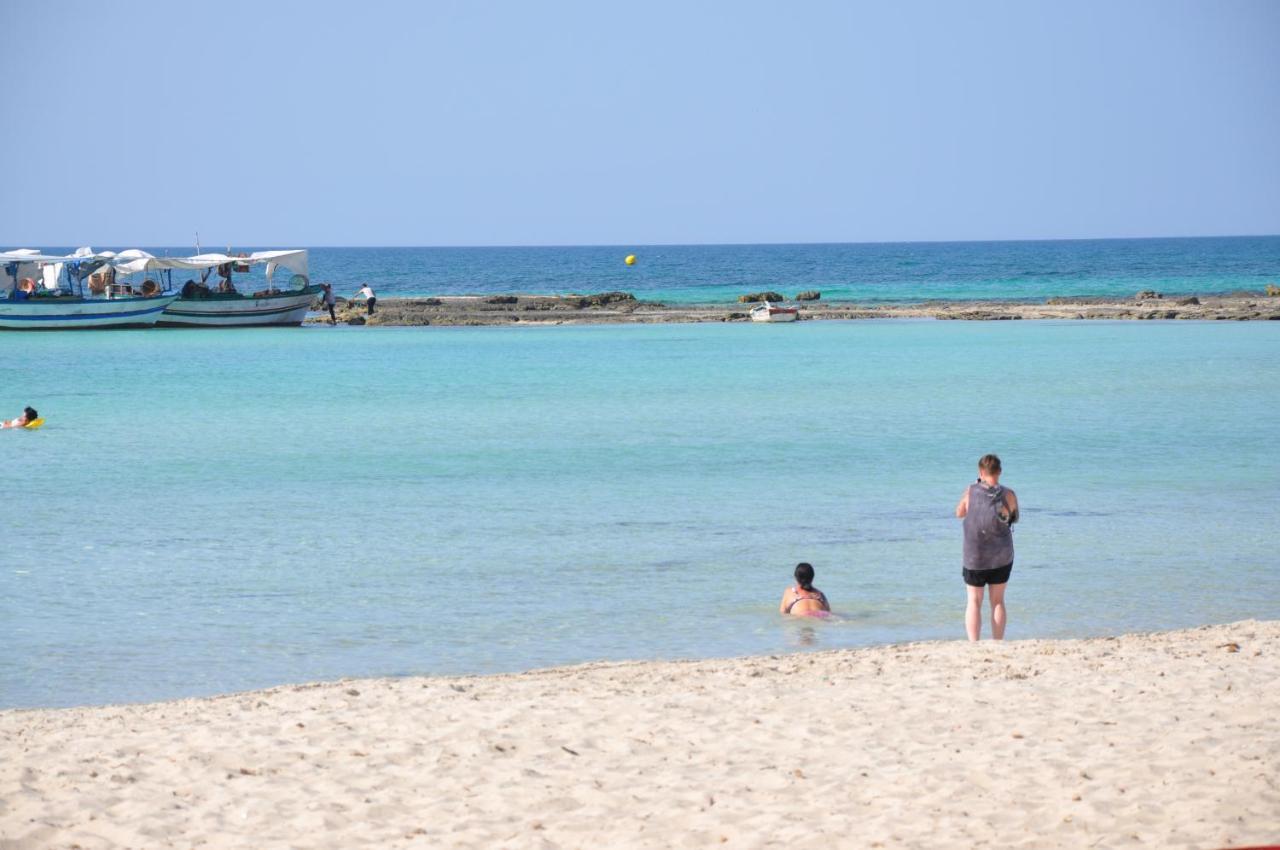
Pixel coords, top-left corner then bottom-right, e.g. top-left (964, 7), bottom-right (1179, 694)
top-left (779, 589), bottom-right (792, 614)
top-left (955, 489), bottom-right (969, 518)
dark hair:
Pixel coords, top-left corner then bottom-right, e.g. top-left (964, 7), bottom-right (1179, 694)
top-left (978, 454), bottom-right (1002, 475)
top-left (794, 562), bottom-right (815, 591)
top-left (23, 406), bottom-right (37, 421)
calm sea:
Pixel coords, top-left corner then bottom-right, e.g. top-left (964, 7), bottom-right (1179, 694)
top-left (2, 318), bottom-right (1278, 708)
top-left (38, 235), bottom-right (1280, 303)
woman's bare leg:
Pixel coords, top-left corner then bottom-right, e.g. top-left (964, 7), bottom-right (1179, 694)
top-left (988, 582), bottom-right (1007, 640)
top-left (965, 584), bottom-right (985, 641)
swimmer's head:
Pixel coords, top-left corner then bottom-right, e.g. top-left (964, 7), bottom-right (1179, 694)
top-left (794, 562), bottom-right (815, 591)
top-left (22, 406), bottom-right (37, 423)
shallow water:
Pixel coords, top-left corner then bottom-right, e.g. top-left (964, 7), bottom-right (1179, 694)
top-left (2, 320), bottom-right (1278, 708)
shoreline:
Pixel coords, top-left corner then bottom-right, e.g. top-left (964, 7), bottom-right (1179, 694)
top-left (5, 620), bottom-right (1277, 848)
top-left (308, 291), bottom-right (1280, 326)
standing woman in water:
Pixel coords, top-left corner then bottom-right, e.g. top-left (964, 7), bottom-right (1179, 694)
top-left (780, 562), bottom-right (831, 617)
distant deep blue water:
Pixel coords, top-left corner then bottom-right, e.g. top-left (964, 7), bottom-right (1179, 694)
top-left (36, 235), bottom-right (1280, 303)
top-left (2, 319), bottom-right (1278, 709)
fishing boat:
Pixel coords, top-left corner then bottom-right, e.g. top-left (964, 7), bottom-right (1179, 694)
top-left (0, 249), bottom-right (178, 330)
top-left (111, 249), bottom-right (318, 327)
top-left (749, 301), bottom-right (799, 322)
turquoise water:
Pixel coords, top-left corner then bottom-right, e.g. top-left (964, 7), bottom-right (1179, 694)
top-left (40, 236), bottom-right (1280, 303)
top-left (3, 320), bottom-right (1279, 709)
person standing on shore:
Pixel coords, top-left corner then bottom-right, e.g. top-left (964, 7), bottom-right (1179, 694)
top-left (319, 283), bottom-right (337, 325)
top-left (354, 283), bottom-right (376, 316)
top-left (955, 454), bottom-right (1018, 641)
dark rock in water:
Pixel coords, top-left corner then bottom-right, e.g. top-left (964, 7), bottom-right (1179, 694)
top-left (423, 297), bottom-right (443, 306)
top-left (1176, 296), bottom-right (1200, 306)
top-left (347, 316), bottom-right (366, 326)
top-left (485, 295), bottom-right (519, 305)
top-left (725, 312), bottom-right (748, 321)
top-left (1135, 289), bottom-right (1162, 300)
top-left (944, 311), bottom-right (1020, 321)
top-left (738, 291), bottom-right (785, 303)
top-left (795, 290), bottom-right (821, 301)
top-left (575, 291), bottom-right (637, 308)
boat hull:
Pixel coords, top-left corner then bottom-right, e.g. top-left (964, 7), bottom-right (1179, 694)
top-left (749, 306), bottom-right (799, 323)
top-left (0, 294), bottom-right (179, 330)
top-left (158, 287), bottom-right (320, 327)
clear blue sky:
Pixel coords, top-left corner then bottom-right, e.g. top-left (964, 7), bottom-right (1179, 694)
top-left (3, 0), bottom-right (1277, 247)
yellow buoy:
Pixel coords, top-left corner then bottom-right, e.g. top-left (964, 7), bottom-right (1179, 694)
top-left (624, 254), bottom-right (636, 266)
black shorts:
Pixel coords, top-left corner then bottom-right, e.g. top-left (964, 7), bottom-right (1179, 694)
top-left (963, 563), bottom-right (1012, 587)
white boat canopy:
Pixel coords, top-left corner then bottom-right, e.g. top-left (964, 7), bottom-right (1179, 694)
top-left (111, 249), bottom-right (308, 281)
top-left (1, 249), bottom-right (73, 264)
top-left (1, 249), bottom-right (114, 294)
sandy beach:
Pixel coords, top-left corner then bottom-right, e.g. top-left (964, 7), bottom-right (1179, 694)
top-left (307, 292), bottom-right (1280, 326)
top-left (2, 621), bottom-right (1276, 849)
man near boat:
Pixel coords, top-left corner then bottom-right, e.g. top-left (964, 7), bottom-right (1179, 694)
top-left (319, 283), bottom-right (338, 324)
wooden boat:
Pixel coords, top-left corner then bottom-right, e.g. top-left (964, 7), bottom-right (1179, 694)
top-left (0, 250), bottom-right (178, 330)
top-left (749, 301), bottom-right (799, 322)
top-left (158, 288), bottom-right (318, 327)
top-left (111, 249), bottom-right (319, 328)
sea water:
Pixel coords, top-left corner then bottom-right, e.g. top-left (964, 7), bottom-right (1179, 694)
top-left (2, 320), bottom-right (1278, 709)
top-left (37, 236), bottom-right (1280, 303)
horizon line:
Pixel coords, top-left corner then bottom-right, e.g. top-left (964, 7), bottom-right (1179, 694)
top-left (14, 232), bottom-right (1280, 251)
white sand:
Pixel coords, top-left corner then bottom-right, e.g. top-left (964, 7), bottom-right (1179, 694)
top-left (3, 621), bottom-right (1277, 849)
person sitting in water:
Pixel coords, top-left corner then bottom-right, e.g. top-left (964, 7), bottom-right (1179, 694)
top-left (780, 562), bottom-right (830, 616)
top-left (2, 406), bottom-right (38, 429)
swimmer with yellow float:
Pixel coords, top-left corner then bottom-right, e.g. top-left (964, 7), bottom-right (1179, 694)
top-left (2, 406), bottom-right (43, 429)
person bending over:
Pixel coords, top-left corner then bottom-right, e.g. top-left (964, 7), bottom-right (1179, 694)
top-left (354, 283), bottom-right (376, 316)
top-left (780, 562), bottom-right (830, 617)
top-left (955, 453), bottom-right (1019, 641)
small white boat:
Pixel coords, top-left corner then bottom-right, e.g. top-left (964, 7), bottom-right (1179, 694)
top-left (0, 249), bottom-right (178, 330)
top-left (749, 301), bottom-right (799, 322)
top-left (111, 249), bottom-right (318, 328)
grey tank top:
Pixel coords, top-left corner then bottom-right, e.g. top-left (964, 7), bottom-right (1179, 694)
top-left (963, 482), bottom-right (1015, 569)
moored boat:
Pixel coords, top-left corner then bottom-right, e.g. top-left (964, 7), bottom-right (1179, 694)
top-left (749, 301), bottom-right (799, 322)
top-left (111, 249), bottom-right (318, 328)
top-left (0, 249), bottom-right (178, 330)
